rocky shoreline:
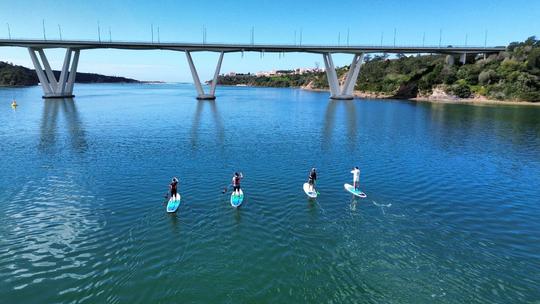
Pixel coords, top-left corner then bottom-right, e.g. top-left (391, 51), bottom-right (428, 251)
top-left (301, 86), bottom-right (540, 106)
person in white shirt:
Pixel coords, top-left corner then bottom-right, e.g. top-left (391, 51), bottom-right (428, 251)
top-left (350, 166), bottom-right (360, 190)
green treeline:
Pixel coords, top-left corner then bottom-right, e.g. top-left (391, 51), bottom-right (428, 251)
top-left (0, 62), bottom-right (36, 86)
top-left (0, 62), bottom-right (140, 86)
top-left (217, 37), bottom-right (540, 102)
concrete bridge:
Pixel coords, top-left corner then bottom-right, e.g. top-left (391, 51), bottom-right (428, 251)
top-left (0, 39), bottom-right (506, 100)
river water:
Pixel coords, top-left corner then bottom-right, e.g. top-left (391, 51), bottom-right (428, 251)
top-left (1, 84), bottom-right (539, 303)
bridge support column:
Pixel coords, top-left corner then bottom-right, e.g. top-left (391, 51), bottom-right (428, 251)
top-left (185, 51), bottom-right (224, 100)
top-left (460, 53), bottom-right (467, 64)
top-left (322, 53), bottom-right (364, 100)
top-left (28, 48), bottom-right (80, 98)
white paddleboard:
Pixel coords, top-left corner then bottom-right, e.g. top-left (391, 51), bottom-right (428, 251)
top-left (344, 183), bottom-right (366, 198)
top-left (230, 189), bottom-right (244, 208)
top-left (167, 193), bottom-right (181, 213)
top-left (303, 182), bottom-right (318, 198)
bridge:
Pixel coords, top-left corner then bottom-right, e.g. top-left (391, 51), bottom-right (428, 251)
top-left (0, 39), bottom-right (506, 100)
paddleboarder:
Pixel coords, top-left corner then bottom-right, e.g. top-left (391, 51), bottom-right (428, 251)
top-left (308, 168), bottom-right (317, 191)
top-left (350, 166), bottom-right (360, 190)
top-left (169, 177), bottom-right (179, 198)
top-left (232, 172), bottom-right (243, 195)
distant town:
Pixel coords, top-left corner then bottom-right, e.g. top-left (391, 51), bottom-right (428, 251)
top-left (223, 67), bottom-right (323, 78)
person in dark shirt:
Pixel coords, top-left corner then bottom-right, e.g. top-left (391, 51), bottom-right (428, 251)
top-left (308, 168), bottom-right (317, 192)
top-left (232, 172), bottom-right (243, 195)
top-left (169, 177), bottom-right (179, 199)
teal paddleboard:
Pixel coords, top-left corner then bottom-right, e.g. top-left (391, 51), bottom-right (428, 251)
top-left (230, 189), bottom-right (244, 208)
top-left (167, 193), bottom-right (181, 213)
top-left (344, 183), bottom-right (366, 198)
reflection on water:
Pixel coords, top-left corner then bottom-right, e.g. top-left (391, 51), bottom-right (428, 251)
top-left (39, 98), bottom-right (87, 153)
top-left (168, 213), bottom-right (180, 234)
top-left (234, 208), bottom-right (242, 224)
top-left (322, 100), bottom-right (357, 151)
top-left (426, 102), bottom-right (540, 161)
top-left (190, 100), bottom-right (224, 149)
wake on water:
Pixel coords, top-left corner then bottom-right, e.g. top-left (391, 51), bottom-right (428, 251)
top-left (372, 200), bottom-right (392, 215)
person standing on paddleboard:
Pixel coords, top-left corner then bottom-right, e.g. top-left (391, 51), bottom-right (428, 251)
top-left (350, 167), bottom-right (360, 190)
top-left (232, 172), bottom-right (243, 195)
top-left (170, 177), bottom-right (179, 198)
top-left (308, 168), bottom-right (317, 191)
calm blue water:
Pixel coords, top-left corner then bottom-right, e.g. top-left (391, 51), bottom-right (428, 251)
top-left (1, 83), bottom-right (539, 303)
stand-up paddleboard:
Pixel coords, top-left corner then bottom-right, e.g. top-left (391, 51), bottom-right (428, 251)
top-left (167, 193), bottom-right (181, 213)
top-left (344, 183), bottom-right (366, 198)
top-left (303, 183), bottom-right (318, 198)
top-left (230, 189), bottom-right (244, 208)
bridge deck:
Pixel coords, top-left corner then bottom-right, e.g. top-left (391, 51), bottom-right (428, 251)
top-left (0, 39), bottom-right (505, 54)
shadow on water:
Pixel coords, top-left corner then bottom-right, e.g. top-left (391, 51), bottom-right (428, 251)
top-left (322, 100), bottom-right (357, 151)
top-left (190, 100), bottom-right (225, 150)
top-left (307, 199), bottom-right (318, 215)
top-left (168, 213), bottom-right (180, 235)
top-left (39, 98), bottom-right (87, 153)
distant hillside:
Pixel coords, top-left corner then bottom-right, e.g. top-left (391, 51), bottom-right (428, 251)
top-left (217, 37), bottom-right (540, 102)
top-left (0, 61), bottom-right (140, 86)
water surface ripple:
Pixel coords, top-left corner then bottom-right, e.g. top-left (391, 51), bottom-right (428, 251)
top-left (1, 84), bottom-right (539, 303)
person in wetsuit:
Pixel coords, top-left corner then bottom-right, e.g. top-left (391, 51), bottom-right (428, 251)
top-left (169, 177), bottom-right (179, 199)
top-left (308, 168), bottom-right (317, 191)
top-left (232, 172), bottom-right (243, 195)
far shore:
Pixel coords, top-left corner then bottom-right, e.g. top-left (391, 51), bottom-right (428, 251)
top-left (409, 97), bottom-right (540, 106)
top-left (214, 84), bottom-right (540, 106)
top-left (300, 86), bottom-right (540, 107)
top-left (216, 84), bottom-right (540, 106)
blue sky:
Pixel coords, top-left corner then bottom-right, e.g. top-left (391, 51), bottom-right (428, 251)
top-left (0, 0), bottom-right (538, 82)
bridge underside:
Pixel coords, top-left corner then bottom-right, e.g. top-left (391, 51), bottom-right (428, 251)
top-left (11, 39), bottom-right (502, 100)
top-left (0, 39), bottom-right (504, 54)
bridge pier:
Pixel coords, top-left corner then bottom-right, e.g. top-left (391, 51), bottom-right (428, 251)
top-left (322, 53), bottom-right (364, 100)
top-left (460, 53), bottom-right (467, 64)
top-left (28, 48), bottom-right (80, 98)
top-left (185, 51), bottom-right (224, 100)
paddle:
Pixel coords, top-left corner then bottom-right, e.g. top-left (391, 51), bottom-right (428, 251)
top-left (222, 184), bottom-right (232, 194)
top-left (163, 191), bottom-right (170, 204)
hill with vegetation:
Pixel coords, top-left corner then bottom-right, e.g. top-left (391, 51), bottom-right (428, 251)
top-left (217, 37), bottom-right (540, 102)
top-left (0, 61), bottom-right (140, 86)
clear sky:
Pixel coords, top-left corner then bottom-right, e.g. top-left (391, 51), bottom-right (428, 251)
top-left (0, 0), bottom-right (538, 82)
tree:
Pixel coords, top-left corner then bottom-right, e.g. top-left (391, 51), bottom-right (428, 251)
top-left (478, 69), bottom-right (498, 85)
top-left (451, 83), bottom-right (472, 98)
top-left (527, 48), bottom-right (540, 72)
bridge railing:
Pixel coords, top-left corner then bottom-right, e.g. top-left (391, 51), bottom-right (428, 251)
top-left (0, 37), bottom-right (504, 50)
